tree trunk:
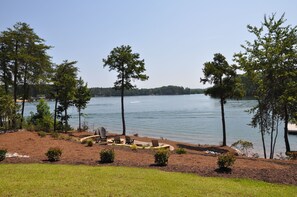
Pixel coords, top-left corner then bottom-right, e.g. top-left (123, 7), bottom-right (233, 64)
top-left (220, 97), bottom-right (226, 146)
top-left (260, 128), bottom-right (267, 159)
top-left (269, 113), bottom-right (275, 159)
top-left (12, 41), bottom-right (18, 129)
top-left (20, 64), bottom-right (28, 129)
top-left (259, 102), bottom-right (267, 159)
top-left (54, 97), bottom-right (58, 132)
top-left (78, 107), bottom-right (81, 131)
top-left (65, 108), bottom-right (68, 133)
top-left (121, 65), bottom-right (126, 136)
top-left (121, 86), bottom-right (126, 136)
top-left (272, 119), bottom-right (279, 158)
top-left (284, 105), bottom-right (291, 153)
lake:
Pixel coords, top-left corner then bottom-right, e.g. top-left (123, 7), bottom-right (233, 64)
top-left (24, 94), bottom-right (297, 156)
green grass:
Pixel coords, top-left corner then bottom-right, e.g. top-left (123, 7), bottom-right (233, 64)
top-left (0, 164), bottom-right (296, 197)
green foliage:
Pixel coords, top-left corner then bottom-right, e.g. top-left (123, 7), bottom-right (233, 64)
top-left (27, 99), bottom-right (53, 132)
top-left (201, 53), bottom-right (244, 146)
top-left (73, 77), bottom-right (91, 131)
top-left (0, 22), bottom-right (52, 129)
top-left (217, 153), bottom-right (236, 169)
top-left (103, 45), bottom-right (149, 135)
top-left (0, 94), bottom-right (19, 130)
top-left (0, 149), bottom-right (7, 161)
top-left (52, 60), bottom-right (78, 132)
top-left (130, 144), bottom-right (137, 151)
top-left (100, 149), bottom-right (115, 163)
top-left (103, 45), bottom-right (149, 91)
top-left (50, 131), bottom-right (59, 139)
top-left (175, 148), bottom-right (187, 154)
top-left (234, 13), bottom-right (297, 156)
top-left (231, 140), bottom-right (253, 156)
top-left (86, 139), bottom-right (93, 147)
top-left (154, 149), bottom-right (170, 166)
top-left (89, 86), bottom-right (204, 97)
top-left (37, 131), bottom-right (47, 137)
top-left (45, 147), bottom-right (62, 162)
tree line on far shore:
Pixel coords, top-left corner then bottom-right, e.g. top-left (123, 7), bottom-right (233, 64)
top-left (89, 86), bottom-right (204, 97)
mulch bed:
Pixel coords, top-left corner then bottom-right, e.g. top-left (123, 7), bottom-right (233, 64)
top-left (0, 130), bottom-right (297, 185)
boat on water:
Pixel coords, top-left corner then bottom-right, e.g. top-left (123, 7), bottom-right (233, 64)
top-left (288, 123), bottom-right (297, 135)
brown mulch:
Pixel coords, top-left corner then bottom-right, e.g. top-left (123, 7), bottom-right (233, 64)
top-left (0, 130), bottom-right (297, 185)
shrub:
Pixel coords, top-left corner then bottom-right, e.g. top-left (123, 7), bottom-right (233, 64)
top-left (154, 149), bottom-right (169, 166)
top-left (217, 153), bottom-right (236, 169)
top-left (231, 140), bottom-right (253, 156)
top-left (50, 132), bottom-right (59, 139)
top-left (0, 149), bottom-right (7, 161)
top-left (175, 147), bottom-right (186, 154)
top-left (45, 147), bottom-right (62, 162)
top-left (100, 149), bottom-right (115, 163)
top-left (37, 131), bottom-right (47, 137)
top-left (130, 144), bottom-right (137, 151)
top-left (26, 99), bottom-right (54, 132)
top-left (86, 139), bottom-right (93, 147)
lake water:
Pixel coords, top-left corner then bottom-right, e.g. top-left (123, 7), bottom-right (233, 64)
top-left (24, 94), bottom-right (297, 156)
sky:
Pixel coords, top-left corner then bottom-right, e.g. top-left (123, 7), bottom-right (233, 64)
top-left (1, 0), bottom-right (296, 88)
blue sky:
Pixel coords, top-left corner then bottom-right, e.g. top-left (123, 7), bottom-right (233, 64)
top-left (1, 0), bottom-right (296, 88)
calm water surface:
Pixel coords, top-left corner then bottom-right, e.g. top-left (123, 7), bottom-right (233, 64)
top-left (24, 94), bottom-right (297, 155)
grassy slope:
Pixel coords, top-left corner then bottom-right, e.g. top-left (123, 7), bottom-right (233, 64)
top-left (0, 164), bottom-right (296, 197)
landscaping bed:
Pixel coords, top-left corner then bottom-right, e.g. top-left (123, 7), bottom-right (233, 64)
top-left (0, 130), bottom-right (296, 185)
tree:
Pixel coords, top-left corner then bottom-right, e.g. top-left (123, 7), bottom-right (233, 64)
top-left (27, 98), bottom-right (53, 132)
top-left (0, 88), bottom-right (19, 130)
top-left (0, 22), bottom-right (52, 128)
top-left (52, 60), bottom-right (78, 132)
top-left (103, 45), bottom-right (149, 135)
top-left (0, 35), bottom-right (12, 94)
top-left (73, 77), bottom-right (91, 131)
top-left (234, 13), bottom-right (297, 157)
top-left (201, 53), bottom-right (244, 146)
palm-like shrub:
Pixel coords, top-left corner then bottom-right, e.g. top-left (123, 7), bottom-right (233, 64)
top-left (0, 149), bottom-right (7, 161)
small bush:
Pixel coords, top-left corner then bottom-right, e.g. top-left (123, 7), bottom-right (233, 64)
top-left (130, 144), bottom-right (137, 151)
top-left (86, 139), bottom-right (93, 147)
top-left (175, 148), bottom-right (186, 154)
top-left (50, 132), bottom-right (59, 139)
top-left (0, 149), bottom-right (7, 161)
top-left (154, 149), bottom-right (170, 166)
top-left (217, 153), bottom-right (236, 169)
top-left (45, 147), bottom-right (62, 162)
top-left (100, 149), bottom-right (115, 163)
top-left (37, 131), bottom-right (47, 137)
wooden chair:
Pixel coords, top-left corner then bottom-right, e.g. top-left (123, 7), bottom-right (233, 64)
top-left (113, 136), bottom-right (121, 144)
top-left (125, 136), bottom-right (134, 144)
top-left (151, 139), bottom-right (159, 147)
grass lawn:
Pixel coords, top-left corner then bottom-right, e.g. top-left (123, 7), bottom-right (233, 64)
top-left (0, 164), bottom-right (296, 197)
